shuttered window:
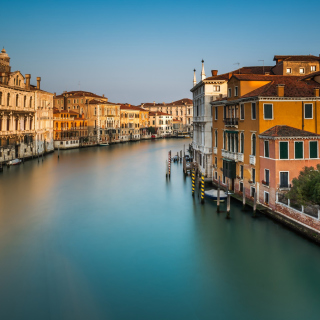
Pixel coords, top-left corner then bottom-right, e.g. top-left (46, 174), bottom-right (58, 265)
top-left (240, 104), bottom-right (244, 120)
top-left (264, 104), bottom-right (273, 119)
top-left (304, 104), bottom-right (313, 119)
top-left (251, 103), bottom-right (256, 120)
top-left (310, 141), bottom-right (318, 158)
top-left (294, 141), bottom-right (303, 159)
top-left (280, 172), bottom-right (289, 188)
top-left (280, 141), bottom-right (288, 159)
top-left (264, 140), bottom-right (269, 158)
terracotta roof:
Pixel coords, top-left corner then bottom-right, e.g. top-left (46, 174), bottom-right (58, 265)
top-left (120, 105), bottom-right (141, 111)
top-left (299, 71), bottom-right (320, 80)
top-left (259, 125), bottom-right (320, 138)
top-left (88, 99), bottom-right (119, 105)
top-left (141, 98), bottom-right (193, 106)
top-left (55, 91), bottom-right (106, 98)
top-left (241, 76), bottom-right (320, 98)
top-left (274, 55), bottom-right (320, 62)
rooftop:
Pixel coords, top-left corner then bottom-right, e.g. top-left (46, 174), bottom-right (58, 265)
top-left (259, 125), bottom-right (320, 138)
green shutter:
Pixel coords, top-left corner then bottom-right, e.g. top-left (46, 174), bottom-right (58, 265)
top-left (305, 104), bottom-right (313, 119)
top-left (280, 142), bottom-right (288, 159)
top-left (264, 104), bottom-right (273, 119)
top-left (294, 142), bottom-right (303, 159)
top-left (310, 141), bottom-right (318, 158)
top-left (264, 140), bottom-right (269, 157)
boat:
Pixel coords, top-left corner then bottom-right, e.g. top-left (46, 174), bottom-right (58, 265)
top-left (99, 143), bottom-right (109, 146)
top-left (204, 189), bottom-right (228, 201)
top-left (8, 159), bottom-right (22, 166)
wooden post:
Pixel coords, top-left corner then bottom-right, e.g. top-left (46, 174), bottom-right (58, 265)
top-left (166, 160), bottom-right (168, 178)
top-left (192, 168), bottom-right (195, 197)
top-left (217, 176), bottom-right (220, 213)
top-left (253, 190), bottom-right (257, 217)
top-left (226, 179), bottom-right (230, 219)
top-left (201, 174), bottom-right (205, 204)
top-left (180, 150), bottom-right (182, 163)
top-left (242, 186), bottom-right (246, 211)
top-left (58, 145), bottom-right (60, 159)
top-left (168, 150), bottom-right (171, 177)
top-left (184, 144), bottom-right (185, 157)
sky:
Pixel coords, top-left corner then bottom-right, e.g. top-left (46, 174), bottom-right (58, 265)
top-left (2, 0), bottom-right (320, 105)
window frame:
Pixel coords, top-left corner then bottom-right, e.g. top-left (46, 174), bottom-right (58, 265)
top-left (252, 168), bottom-right (256, 183)
top-left (309, 141), bottom-right (318, 159)
top-left (299, 67), bottom-right (305, 74)
top-left (251, 102), bottom-right (256, 120)
top-left (286, 68), bottom-right (292, 74)
top-left (265, 168), bottom-right (270, 185)
top-left (215, 106), bottom-right (218, 120)
top-left (264, 140), bottom-right (269, 158)
top-left (279, 141), bottom-right (289, 159)
top-left (263, 103), bottom-right (273, 120)
top-left (234, 86), bottom-right (238, 97)
top-left (279, 171), bottom-right (289, 188)
top-left (264, 191), bottom-right (269, 204)
top-left (240, 104), bottom-right (245, 120)
top-left (240, 165), bottom-right (243, 180)
top-left (294, 141), bottom-right (304, 159)
top-left (311, 65), bottom-right (316, 72)
top-left (228, 88), bottom-right (232, 98)
top-left (304, 103), bottom-right (313, 119)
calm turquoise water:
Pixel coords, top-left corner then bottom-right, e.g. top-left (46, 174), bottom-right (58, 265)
top-left (0, 139), bottom-right (320, 320)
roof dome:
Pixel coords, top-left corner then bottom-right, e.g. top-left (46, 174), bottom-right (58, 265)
top-left (0, 47), bottom-right (9, 59)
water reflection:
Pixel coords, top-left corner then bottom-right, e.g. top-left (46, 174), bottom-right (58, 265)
top-left (0, 139), bottom-right (320, 320)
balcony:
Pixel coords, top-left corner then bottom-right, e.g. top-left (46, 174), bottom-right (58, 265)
top-left (222, 149), bottom-right (243, 162)
top-left (213, 147), bottom-right (217, 154)
top-left (237, 153), bottom-right (244, 162)
top-left (249, 155), bottom-right (256, 165)
top-left (262, 180), bottom-right (269, 187)
top-left (224, 117), bottom-right (239, 127)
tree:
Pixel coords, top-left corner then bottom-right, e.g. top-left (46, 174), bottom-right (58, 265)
top-left (148, 126), bottom-right (156, 134)
top-left (286, 165), bottom-right (320, 206)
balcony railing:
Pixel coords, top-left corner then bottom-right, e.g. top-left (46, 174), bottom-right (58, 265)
top-left (222, 149), bottom-right (243, 162)
top-left (262, 180), bottom-right (269, 186)
top-left (249, 155), bottom-right (256, 165)
top-left (237, 153), bottom-right (244, 162)
top-left (224, 117), bottom-right (239, 126)
top-left (213, 147), bottom-right (217, 154)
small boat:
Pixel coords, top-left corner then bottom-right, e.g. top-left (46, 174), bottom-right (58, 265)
top-left (99, 143), bottom-right (109, 146)
top-left (204, 189), bottom-right (228, 201)
top-left (8, 159), bottom-right (22, 166)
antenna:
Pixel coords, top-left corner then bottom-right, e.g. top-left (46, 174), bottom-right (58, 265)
top-left (258, 60), bottom-right (265, 74)
top-left (233, 62), bottom-right (240, 74)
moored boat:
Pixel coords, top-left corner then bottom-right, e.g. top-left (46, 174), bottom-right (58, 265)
top-left (99, 143), bottom-right (109, 146)
top-left (204, 189), bottom-right (227, 200)
top-left (8, 159), bottom-right (22, 166)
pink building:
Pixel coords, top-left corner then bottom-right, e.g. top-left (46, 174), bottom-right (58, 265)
top-left (258, 125), bottom-right (320, 210)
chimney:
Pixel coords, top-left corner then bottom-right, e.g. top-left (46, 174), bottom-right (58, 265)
top-left (36, 77), bottom-right (41, 90)
top-left (102, 94), bottom-right (105, 97)
top-left (211, 70), bottom-right (218, 76)
top-left (153, 101), bottom-right (155, 105)
top-left (277, 84), bottom-right (285, 97)
top-left (314, 88), bottom-right (320, 97)
top-left (228, 73), bottom-right (232, 79)
top-left (25, 74), bottom-right (31, 90)
top-left (54, 92), bottom-right (56, 98)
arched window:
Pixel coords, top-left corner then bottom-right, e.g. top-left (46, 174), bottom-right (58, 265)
top-left (252, 133), bottom-right (256, 156)
top-left (30, 97), bottom-right (32, 108)
top-left (16, 94), bottom-right (19, 106)
top-left (7, 93), bottom-right (10, 106)
top-left (24, 96), bottom-right (26, 108)
top-left (240, 133), bottom-right (244, 153)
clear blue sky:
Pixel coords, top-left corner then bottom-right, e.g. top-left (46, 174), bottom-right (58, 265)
top-left (2, 0), bottom-right (319, 105)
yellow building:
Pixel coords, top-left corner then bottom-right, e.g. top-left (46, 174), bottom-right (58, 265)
top-left (120, 105), bottom-right (140, 141)
top-left (211, 58), bottom-right (320, 200)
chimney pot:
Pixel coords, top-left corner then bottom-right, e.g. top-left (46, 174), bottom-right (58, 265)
top-left (25, 74), bottom-right (31, 90)
top-left (211, 70), bottom-right (218, 76)
top-left (277, 84), bottom-right (285, 97)
top-left (36, 77), bottom-right (41, 90)
top-left (314, 88), bottom-right (320, 97)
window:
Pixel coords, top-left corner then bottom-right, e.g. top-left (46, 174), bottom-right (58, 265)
top-left (238, 132), bottom-right (243, 153)
top-left (251, 134), bottom-right (256, 156)
top-left (0, 92), bottom-right (2, 105)
top-left (214, 157), bottom-right (217, 167)
top-left (294, 141), bottom-right (303, 159)
top-left (240, 104), bottom-right (244, 120)
top-left (223, 106), bottom-right (227, 119)
top-left (228, 88), bottom-right (231, 97)
top-left (310, 141), bottom-right (318, 158)
top-left (7, 93), bottom-right (10, 106)
top-left (223, 175), bottom-right (226, 184)
top-left (68, 100), bottom-right (70, 103)
top-left (280, 172), bottom-right (289, 188)
top-left (252, 168), bottom-right (255, 183)
top-left (263, 104), bottom-right (273, 119)
top-left (215, 130), bottom-right (218, 147)
top-left (214, 171), bottom-right (218, 180)
top-left (234, 86), bottom-right (238, 97)
top-left (280, 141), bottom-right (289, 159)
top-left (251, 187), bottom-right (255, 197)
top-left (16, 94), bottom-right (19, 107)
top-left (311, 65), bottom-right (316, 72)
top-left (286, 68), bottom-right (292, 74)
top-left (264, 140), bottom-right (269, 158)
top-left (240, 165), bottom-right (243, 179)
top-left (299, 68), bottom-right (305, 74)
top-left (304, 104), bottom-right (313, 119)
top-left (213, 85), bottom-right (220, 92)
top-left (264, 192), bottom-right (269, 204)
top-left (239, 181), bottom-right (243, 193)
top-left (215, 106), bottom-right (218, 120)
top-left (265, 169), bottom-right (270, 186)
top-left (251, 103), bottom-right (256, 120)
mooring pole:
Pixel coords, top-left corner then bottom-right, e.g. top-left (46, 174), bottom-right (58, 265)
top-left (192, 168), bottom-right (195, 197)
top-left (226, 179), bottom-right (230, 219)
top-left (58, 145), bottom-right (60, 159)
top-left (201, 174), bottom-right (205, 204)
top-left (217, 176), bottom-right (220, 213)
top-left (242, 186), bottom-right (246, 211)
top-left (253, 190), bottom-right (257, 217)
top-left (184, 144), bottom-right (185, 157)
top-left (166, 160), bottom-right (168, 178)
top-left (168, 150), bottom-right (171, 178)
top-left (180, 150), bottom-right (182, 163)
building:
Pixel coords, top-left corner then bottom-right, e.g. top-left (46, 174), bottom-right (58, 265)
top-left (87, 100), bottom-right (121, 144)
top-left (149, 112), bottom-right (173, 136)
top-left (141, 98), bottom-right (193, 133)
top-left (53, 109), bottom-right (88, 149)
top-left (138, 107), bottom-right (150, 138)
top-left (0, 48), bottom-right (53, 162)
top-left (211, 55), bottom-right (320, 203)
top-left (120, 105), bottom-right (141, 141)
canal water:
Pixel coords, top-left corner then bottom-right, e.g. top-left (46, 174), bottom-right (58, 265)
top-left (0, 139), bottom-right (320, 320)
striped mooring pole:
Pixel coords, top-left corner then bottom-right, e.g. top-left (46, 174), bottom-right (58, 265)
top-left (217, 176), bottom-right (221, 213)
top-left (168, 150), bottom-right (171, 177)
top-left (201, 174), bottom-right (205, 204)
top-left (192, 168), bottom-right (195, 197)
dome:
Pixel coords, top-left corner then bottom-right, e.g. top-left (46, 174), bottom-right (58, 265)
top-left (0, 47), bottom-right (9, 59)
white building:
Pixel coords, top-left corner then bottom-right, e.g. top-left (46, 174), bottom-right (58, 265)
top-left (190, 60), bottom-right (229, 177)
top-left (149, 112), bottom-right (173, 136)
